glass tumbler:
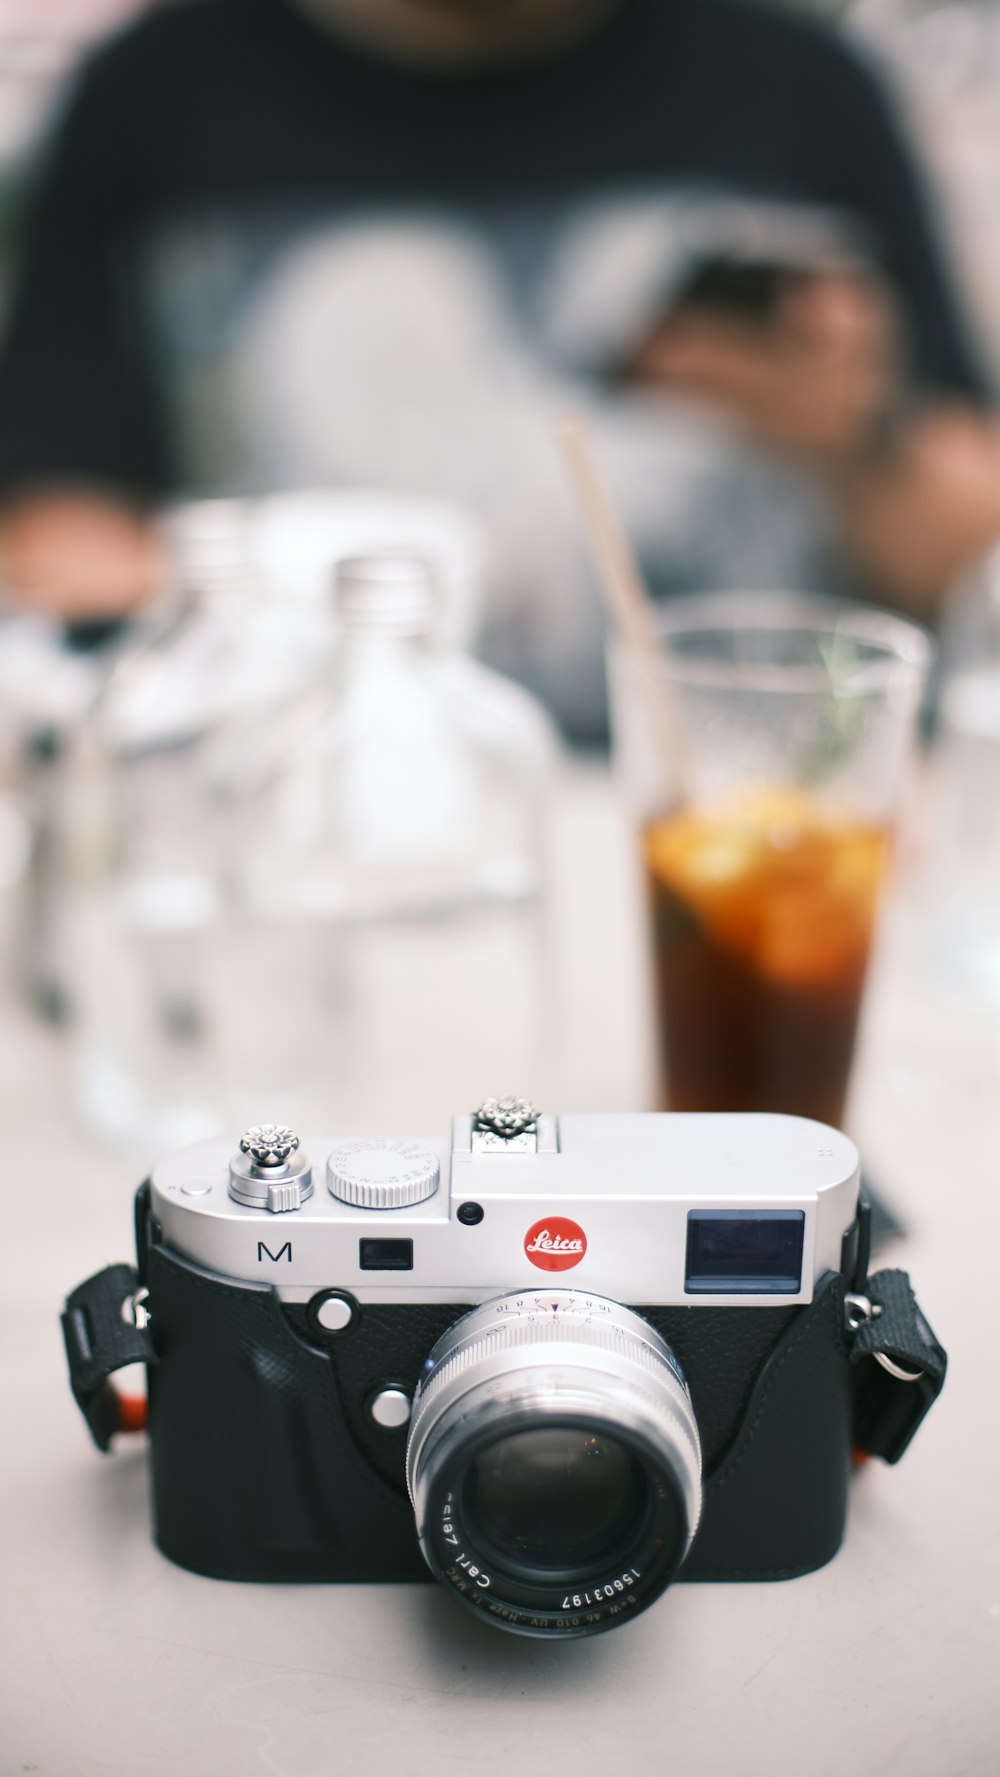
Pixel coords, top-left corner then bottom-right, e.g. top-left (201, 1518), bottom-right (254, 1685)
top-left (609, 593), bottom-right (931, 1127)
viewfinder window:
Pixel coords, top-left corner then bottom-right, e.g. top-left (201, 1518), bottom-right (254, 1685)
top-left (359, 1238), bottom-right (414, 1272)
top-left (684, 1210), bottom-right (804, 1294)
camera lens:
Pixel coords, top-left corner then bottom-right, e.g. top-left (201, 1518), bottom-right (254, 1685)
top-left (466, 1426), bottom-right (646, 1570)
top-left (406, 1293), bottom-right (701, 1639)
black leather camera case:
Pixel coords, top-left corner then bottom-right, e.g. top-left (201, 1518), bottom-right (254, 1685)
top-left (137, 1190), bottom-right (853, 1586)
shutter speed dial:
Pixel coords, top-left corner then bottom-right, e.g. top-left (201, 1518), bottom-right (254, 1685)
top-left (327, 1139), bottom-right (440, 1209)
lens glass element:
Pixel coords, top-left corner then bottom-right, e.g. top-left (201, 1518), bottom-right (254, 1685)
top-left (464, 1426), bottom-right (647, 1572)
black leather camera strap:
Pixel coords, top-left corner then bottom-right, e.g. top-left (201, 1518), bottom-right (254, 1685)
top-left (61, 1263), bottom-right (158, 1451)
top-left (847, 1268), bottom-right (947, 1464)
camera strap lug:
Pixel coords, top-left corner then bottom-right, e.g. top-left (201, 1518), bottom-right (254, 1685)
top-left (121, 1287), bottom-right (152, 1330)
top-left (61, 1263), bottom-right (158, 1451)
top-left (844, 1291), bottom-right (881, 1333)
top-left (846, 1268), bottom-right (947, 1463)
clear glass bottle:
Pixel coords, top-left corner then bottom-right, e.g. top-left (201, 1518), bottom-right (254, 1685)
top-left (63, 501), bottom-right (308, 1152)
top-left (214, 552), bottom-right (559, 1133)
top-left (923, 542), bottom-right (1000, 1000)
top-left (1, 615), bottom-right (130, 1023)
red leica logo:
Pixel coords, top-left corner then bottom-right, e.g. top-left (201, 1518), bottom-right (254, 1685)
top-left (524, 1216), bottom-right (587, 1271)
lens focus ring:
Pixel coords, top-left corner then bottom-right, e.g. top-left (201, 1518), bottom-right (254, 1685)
top-left (412, 1308), bottom-right (690, 1422)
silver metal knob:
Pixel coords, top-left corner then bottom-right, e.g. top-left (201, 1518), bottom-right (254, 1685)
top-left (474, 1096), bottom-right (538, 1140)
top-left (240, 1124), bottom-right (300, 1168)
top-left (369, 1387), bottom-right (413, 1429)
top-left (326, 1140), bottom-right (440, 1209)
top-left (314, 1294), bottom-right (354, 1333)
top-left (229, 1126), bottom-right (313, 1213)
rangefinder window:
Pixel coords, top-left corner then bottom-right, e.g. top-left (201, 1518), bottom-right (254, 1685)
top-left (684, 1210), bottom-right (805, 1294)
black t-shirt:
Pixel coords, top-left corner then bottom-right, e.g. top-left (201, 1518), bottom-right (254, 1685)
top-left (0, 0), bottom-right (991, 735)
top-left (0, 0), bottom-right (989, 496)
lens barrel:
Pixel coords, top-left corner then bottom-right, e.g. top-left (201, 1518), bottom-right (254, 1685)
top-left (406, 1292), bottom-right (702, 1638)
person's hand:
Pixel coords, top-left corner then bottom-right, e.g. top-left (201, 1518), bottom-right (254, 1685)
top-left (633, 271), bottom-right (901, 470)
top-left (0, 489), bottom-right (164, 619)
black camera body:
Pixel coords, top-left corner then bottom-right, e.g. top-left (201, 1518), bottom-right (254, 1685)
top-left (139, 1205), bottom-right (854, 1587)
top-left (65, 1108), bottom-right (946, 1639)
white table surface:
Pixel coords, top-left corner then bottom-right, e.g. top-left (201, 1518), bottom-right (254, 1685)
top-left (1, 764), bottom-right (997, 1777)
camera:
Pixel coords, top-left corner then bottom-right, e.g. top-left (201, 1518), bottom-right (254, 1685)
top-left (63, 1098), bottom-right (946, 1639)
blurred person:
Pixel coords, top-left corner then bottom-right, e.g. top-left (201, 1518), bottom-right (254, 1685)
top-left (0, 0), bottom-right (999, 737)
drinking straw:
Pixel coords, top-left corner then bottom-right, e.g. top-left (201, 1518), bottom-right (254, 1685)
top-left (556, 412), bottom-right (688, 786)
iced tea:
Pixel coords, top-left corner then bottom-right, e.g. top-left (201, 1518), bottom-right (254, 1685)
top-left (643, 789), bottom-right (887, 1126)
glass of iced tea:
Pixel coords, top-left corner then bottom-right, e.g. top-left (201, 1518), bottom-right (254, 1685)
top-left (609, 594), bottom-right (932, 1127)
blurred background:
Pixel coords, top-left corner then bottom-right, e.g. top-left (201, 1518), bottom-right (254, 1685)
top-left (3, 1), bottom-right (999, 354)
top-left (1, 0), bottom-right (999, 1164)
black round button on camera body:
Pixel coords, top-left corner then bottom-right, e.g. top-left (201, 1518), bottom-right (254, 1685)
top-left (457, 1202), bottom-right (485, 1226)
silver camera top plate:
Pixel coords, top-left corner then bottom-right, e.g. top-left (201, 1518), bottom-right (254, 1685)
top-left (149, 1111), bottom-right (860, 1309)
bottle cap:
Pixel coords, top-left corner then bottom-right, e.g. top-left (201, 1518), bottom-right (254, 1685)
top-left (166, 498), bottom-right (252, 597)
top-left (333, 553), bottom-right (440, 636)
